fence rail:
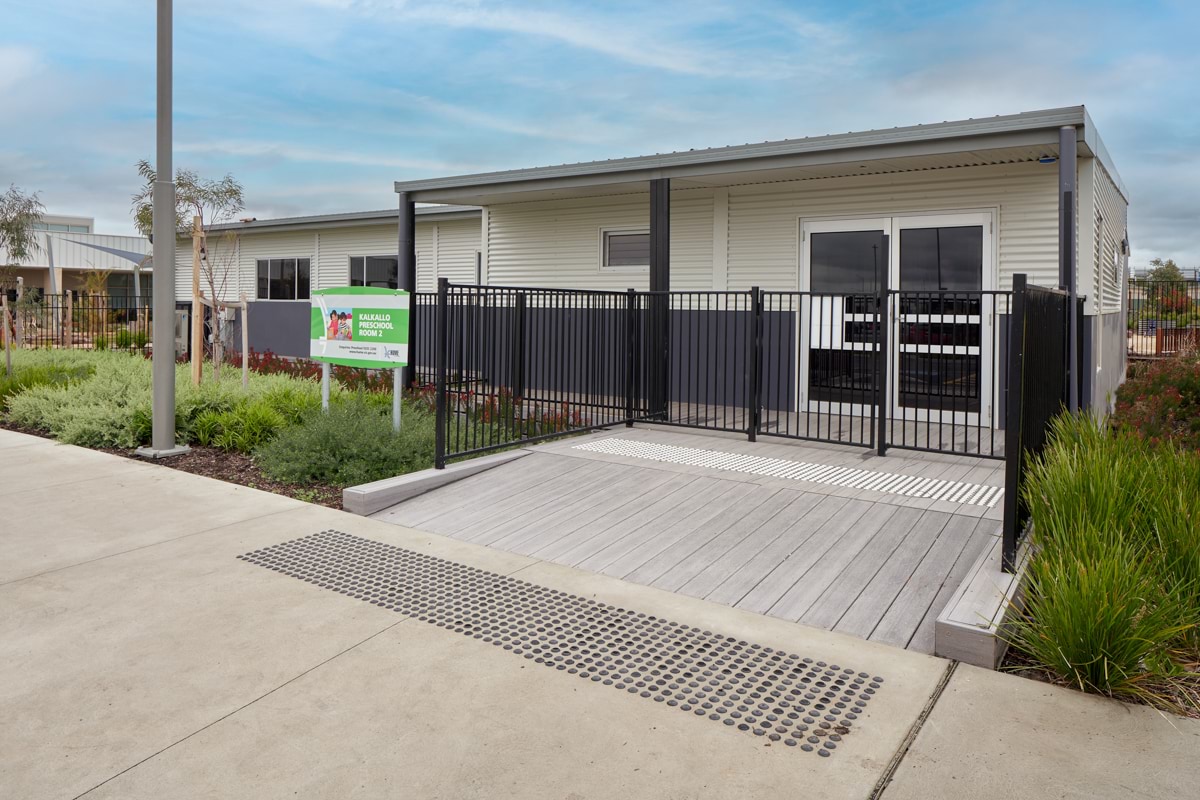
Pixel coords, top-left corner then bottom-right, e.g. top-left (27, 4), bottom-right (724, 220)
top-left (2, 293), bottom-right (153, 351)
top-left (1127, 279), bottom-right (1200, 358)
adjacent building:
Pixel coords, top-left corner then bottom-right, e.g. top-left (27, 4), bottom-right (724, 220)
top-left (1, 214), bottom-right (151, 300)
top-left (174, 205), bottom-right (481, 356)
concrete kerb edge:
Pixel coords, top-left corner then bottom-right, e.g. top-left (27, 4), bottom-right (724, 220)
top-left (343, 450), bottom-right (531, 516)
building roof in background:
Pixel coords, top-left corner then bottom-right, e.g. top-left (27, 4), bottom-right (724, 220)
top-left (203, 204), bottom-right (480, 234)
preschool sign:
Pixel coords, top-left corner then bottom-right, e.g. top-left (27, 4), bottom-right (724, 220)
top-left (309, 287), bottom-right (409, 369)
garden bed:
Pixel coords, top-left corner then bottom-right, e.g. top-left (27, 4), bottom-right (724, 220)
top-left (1001, 350), bottom-right (1200, 718)
top-left (0, 420), bottom-right (346, 508)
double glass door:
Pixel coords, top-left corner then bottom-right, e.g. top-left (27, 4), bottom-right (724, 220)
top-left (799, 212), bottom-right (993, 426)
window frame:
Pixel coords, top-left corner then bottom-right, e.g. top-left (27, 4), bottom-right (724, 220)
top-left (599, 227), bottom-right (651, 272)
top-left (348, 253), bottom-right (400, 290)
top-left (255, 257), bottom-right (311, 300)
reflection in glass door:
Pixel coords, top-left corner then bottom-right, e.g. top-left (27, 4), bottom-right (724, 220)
top-left (801, 219), bottom-right (888, 415)
top-left (893, 213), bottom-right (992, 425)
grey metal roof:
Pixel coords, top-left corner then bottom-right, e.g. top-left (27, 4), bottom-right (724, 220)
top-left (204, 204), bottom-right (480, 234)
top-left (394, 106), bottom-right (1126, 202)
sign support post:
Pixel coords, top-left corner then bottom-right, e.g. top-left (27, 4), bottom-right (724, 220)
top-left (393, 368), bottom-right (402, 432)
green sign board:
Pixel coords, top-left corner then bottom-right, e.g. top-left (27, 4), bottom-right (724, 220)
top-left (310, 286), bottom-right (409, 369)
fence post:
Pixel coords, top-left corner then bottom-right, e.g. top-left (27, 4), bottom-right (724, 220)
top-left (434, 277), bottom-right (449, 470)
top-left (2, 294), bottom-right (11, 377)
top-left (747, 287), bottom-right (762, 442)
top-left (625, 287), bottom-right (636, 427)
top-left (1001, 273), bottom-right (1028, 573)
top-left (65, 291), bottom-right (73, 348)
top-left (876, 235), bottom-right (891, 457)
top-left (511, 292), bottom-right (527, 399)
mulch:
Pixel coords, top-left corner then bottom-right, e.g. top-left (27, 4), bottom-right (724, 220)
top-left (0, 423), bottom-right (344, 509)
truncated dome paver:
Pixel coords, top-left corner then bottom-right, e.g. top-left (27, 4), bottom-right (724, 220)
top-left (239, 530), bottom-right (884, 756)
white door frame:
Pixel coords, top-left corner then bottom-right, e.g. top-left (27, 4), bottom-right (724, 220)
top-left (797, 211), bottom-right (997, 427)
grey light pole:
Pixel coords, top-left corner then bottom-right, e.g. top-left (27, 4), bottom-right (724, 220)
top-left (137, 0), bottom-right (188, 458)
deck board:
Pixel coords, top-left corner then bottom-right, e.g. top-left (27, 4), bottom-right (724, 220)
top-left (373, 426), bottom-right (1002, 654)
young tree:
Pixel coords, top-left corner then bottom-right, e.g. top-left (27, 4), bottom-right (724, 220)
top-left (131, 161), bottom-right (245, 374)
top-left (0, 185), bottom-right (46, 294)
top-left (1146, 257), bottom-right (1185, 282)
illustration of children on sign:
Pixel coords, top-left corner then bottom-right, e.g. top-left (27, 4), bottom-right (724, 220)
top-left (325, 308), bottom-right (353, 341)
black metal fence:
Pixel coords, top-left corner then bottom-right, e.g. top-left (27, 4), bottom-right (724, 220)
top-left (1127, 279), bottom-right (1200, 358)
top-left (2, 293), bottom-right (153, 351)
top-left (432, 279), bottom-right (1016, 467)
top-left (1000, 275), bottom-right (1079, 571)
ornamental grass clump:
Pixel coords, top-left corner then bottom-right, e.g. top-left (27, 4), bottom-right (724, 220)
top-left (1010, 413), bottom-right (1200, 712)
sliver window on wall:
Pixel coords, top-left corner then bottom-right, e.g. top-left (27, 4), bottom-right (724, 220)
top-left (349, 255), bottom-right (399, 289)
top-left (255, 258), bottom-right (310, 300)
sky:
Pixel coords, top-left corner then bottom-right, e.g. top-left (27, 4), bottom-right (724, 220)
top-left (2, 0), bottom-right (1198, 268)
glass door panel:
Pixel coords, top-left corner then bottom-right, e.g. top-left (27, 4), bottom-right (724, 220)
top-left (892, 214), bottom-right (991, 424)
top-left (801, 220), bottom-right (887, 413)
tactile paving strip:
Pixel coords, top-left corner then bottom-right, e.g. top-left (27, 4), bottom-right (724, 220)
top-left (574, 437), bottom-right (1004, 508)
top-left (240, 530), bottom-right (885, 756)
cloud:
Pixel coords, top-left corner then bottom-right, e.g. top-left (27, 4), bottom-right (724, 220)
top-left (0, 45), bottom-right (39, 92)
top-left (175, 140), bottom-right (473, 173)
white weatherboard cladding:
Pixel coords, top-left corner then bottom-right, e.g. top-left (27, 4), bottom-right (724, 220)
top-left (315, 224), bottom-right (397, 290)
top-left (172, 231), bottom-right (244, 303)
top-left (435, 218), bottom-right (484, 287)
top-left (482, 162), bottom-right (1062, 294)
top-left (728, 162), bottom-right (1058, 292)
top-left (415, 224), bottom-right (434, 293)
top-left (174, 219), bottom-right (482, 302)
top-left (1093, 162), bottom-right (1128, 314)
top-left (485, 190), bottom-right (714, 291)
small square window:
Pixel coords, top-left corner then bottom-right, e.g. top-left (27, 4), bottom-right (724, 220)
top-left (255, 258), bottom-right (310, 300)
top-left (350, 255), bottom-right (398, 289)
top-left (601, 229), bottom-right (649, 270)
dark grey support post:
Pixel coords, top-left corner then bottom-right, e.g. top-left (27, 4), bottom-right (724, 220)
top-left (1001, 273), bottom-right (1028, 573)
top-left (397, 192), bottom-right (417, 390)
top-left (649, 178), bottom-right (670, 420)
top-left (1059, 126), bottom-right (1079, 412)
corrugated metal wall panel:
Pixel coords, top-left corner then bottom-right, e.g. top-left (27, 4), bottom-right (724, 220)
top-left (727, 162), bottom-right (1059, 291)
top-left (1093, 162), bottom-right (1128, 314)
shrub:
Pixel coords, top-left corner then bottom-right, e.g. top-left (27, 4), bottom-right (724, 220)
top-left (131, 331), bottom-right (150, 348)
top-left (1010, 413), bottom-right (1200, 711)
top-left (210, 401), bottom-right (287, 452)
top-left (0, 357), bottom-right (94, 411)
top-left (255, 396), bottom-right (435, 487)
top-left (4, 350), bottom-right (329, 449)
top-left (114, 329), bottom-right (133, 348)
top-left (93, 335), bottom-right (109, 351)
top-left (1114, 351), bottom-right (1200, 449)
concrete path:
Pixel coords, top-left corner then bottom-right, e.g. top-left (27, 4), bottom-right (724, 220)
top-left (1, 429), bottom-right (1196, 799)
